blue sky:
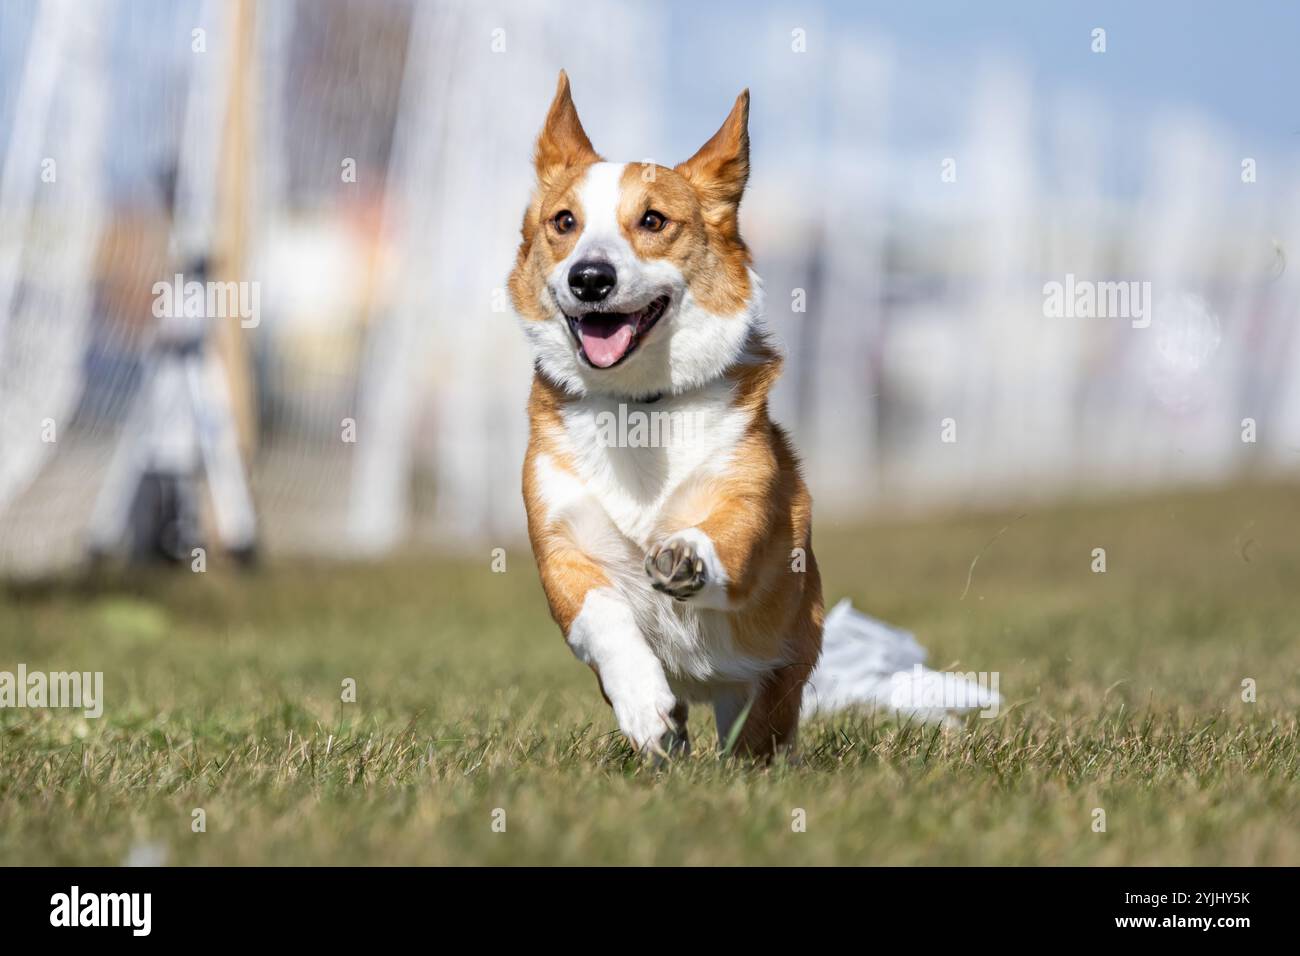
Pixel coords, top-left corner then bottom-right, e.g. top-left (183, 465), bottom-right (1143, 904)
top-left (831, 0), bottom-right (1295, 137)
top-left (657, 0), bottom-right (1299, 150)
top-left (633, 0), bottom-right (1300, 201)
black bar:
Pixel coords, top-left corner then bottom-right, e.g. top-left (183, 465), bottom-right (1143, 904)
top-left (0, 866), bottom-right (1285, 941)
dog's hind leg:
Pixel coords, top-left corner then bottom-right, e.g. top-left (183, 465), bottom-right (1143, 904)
top-left (712, 684), bottom-right (752, 752)
top-left (718, 609), bottom-right (822, 760)
top-left (728, 662), bottom-right (810, 760)
top-left (666, 700), bottom-right (690, 756)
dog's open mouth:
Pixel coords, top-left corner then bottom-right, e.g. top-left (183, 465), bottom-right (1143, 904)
top-left (565, 295), bottom-right (669, 369)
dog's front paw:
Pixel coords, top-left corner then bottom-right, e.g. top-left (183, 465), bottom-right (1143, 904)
top-left (645, 537), bottom-right (707, 602)
top-left (612, 691), bottom-right (681, 757)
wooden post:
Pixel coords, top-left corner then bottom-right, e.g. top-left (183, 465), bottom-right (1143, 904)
top-left (213, 0), bottom-right (258, 458)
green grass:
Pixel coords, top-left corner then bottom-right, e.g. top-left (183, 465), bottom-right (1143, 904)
top-left (1, 482), bottom-right (1298, 865)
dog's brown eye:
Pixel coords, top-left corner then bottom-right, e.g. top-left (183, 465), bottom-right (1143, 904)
top-left (640, 210), bottom-right (667, 232)
top-left (552, 210), bottom-right (576, 234)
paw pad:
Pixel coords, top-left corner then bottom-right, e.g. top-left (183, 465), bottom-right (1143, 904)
top-left (645, 540), bottom-right (706, 601)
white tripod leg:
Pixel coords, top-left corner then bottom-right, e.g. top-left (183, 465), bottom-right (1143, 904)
top-left (187, 349), bottom-right (257, 553)
top-left (86, 364), bottom-right (155, 554)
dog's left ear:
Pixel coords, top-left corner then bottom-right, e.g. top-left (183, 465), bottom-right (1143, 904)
top-left (675, 90), bottom-right (750, 217)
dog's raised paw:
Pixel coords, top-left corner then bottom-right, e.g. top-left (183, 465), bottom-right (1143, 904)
top-left (645, 538), bottom-right (706, 601)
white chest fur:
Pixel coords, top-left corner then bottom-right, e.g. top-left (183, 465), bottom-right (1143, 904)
top-left (556, 381), bottom-right (748, 546)
top-left (531, 380), bottom-right (773, 686)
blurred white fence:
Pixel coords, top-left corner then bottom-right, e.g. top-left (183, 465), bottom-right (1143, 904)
top-left (1, 0), bottom-right (1299, 575)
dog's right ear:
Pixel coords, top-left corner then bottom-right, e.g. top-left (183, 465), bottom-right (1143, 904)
top-left (534, 71), bottom-right (600, 187)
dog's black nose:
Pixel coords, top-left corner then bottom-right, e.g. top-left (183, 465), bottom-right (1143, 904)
top-left (568, 260), bottom-right (617, 303)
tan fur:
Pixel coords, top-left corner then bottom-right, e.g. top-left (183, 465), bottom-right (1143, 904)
top-left (533, 71), bottom-right (600, 188)
top-left (521, 375), bottom-right (608, 633)
top-left (509, 71), bottom-right (601, 325)
top-left (615, 164), bottom-right (752, 316)
top-left (671, 90), bottom-right (753, 315)
top-left (513, 74), bottom-right (823, 761)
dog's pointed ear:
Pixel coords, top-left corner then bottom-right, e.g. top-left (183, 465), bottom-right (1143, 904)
top-left (534, 70), bottom-right (600, 186)
top-left (675, 90), bottom-right (750, 215)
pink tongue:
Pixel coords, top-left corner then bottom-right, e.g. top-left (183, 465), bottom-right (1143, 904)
top-left (580, 319), bottom-right (635, 368)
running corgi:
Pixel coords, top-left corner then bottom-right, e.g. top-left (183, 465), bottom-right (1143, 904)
top-left (509, 72), bottom-right (822, 758)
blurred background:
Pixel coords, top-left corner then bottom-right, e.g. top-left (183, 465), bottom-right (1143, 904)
top-left (2, 0), bottom-right (1300, 576)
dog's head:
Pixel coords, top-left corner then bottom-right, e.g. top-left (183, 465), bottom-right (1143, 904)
top-left (509, 71), bottom-right (760, 399)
